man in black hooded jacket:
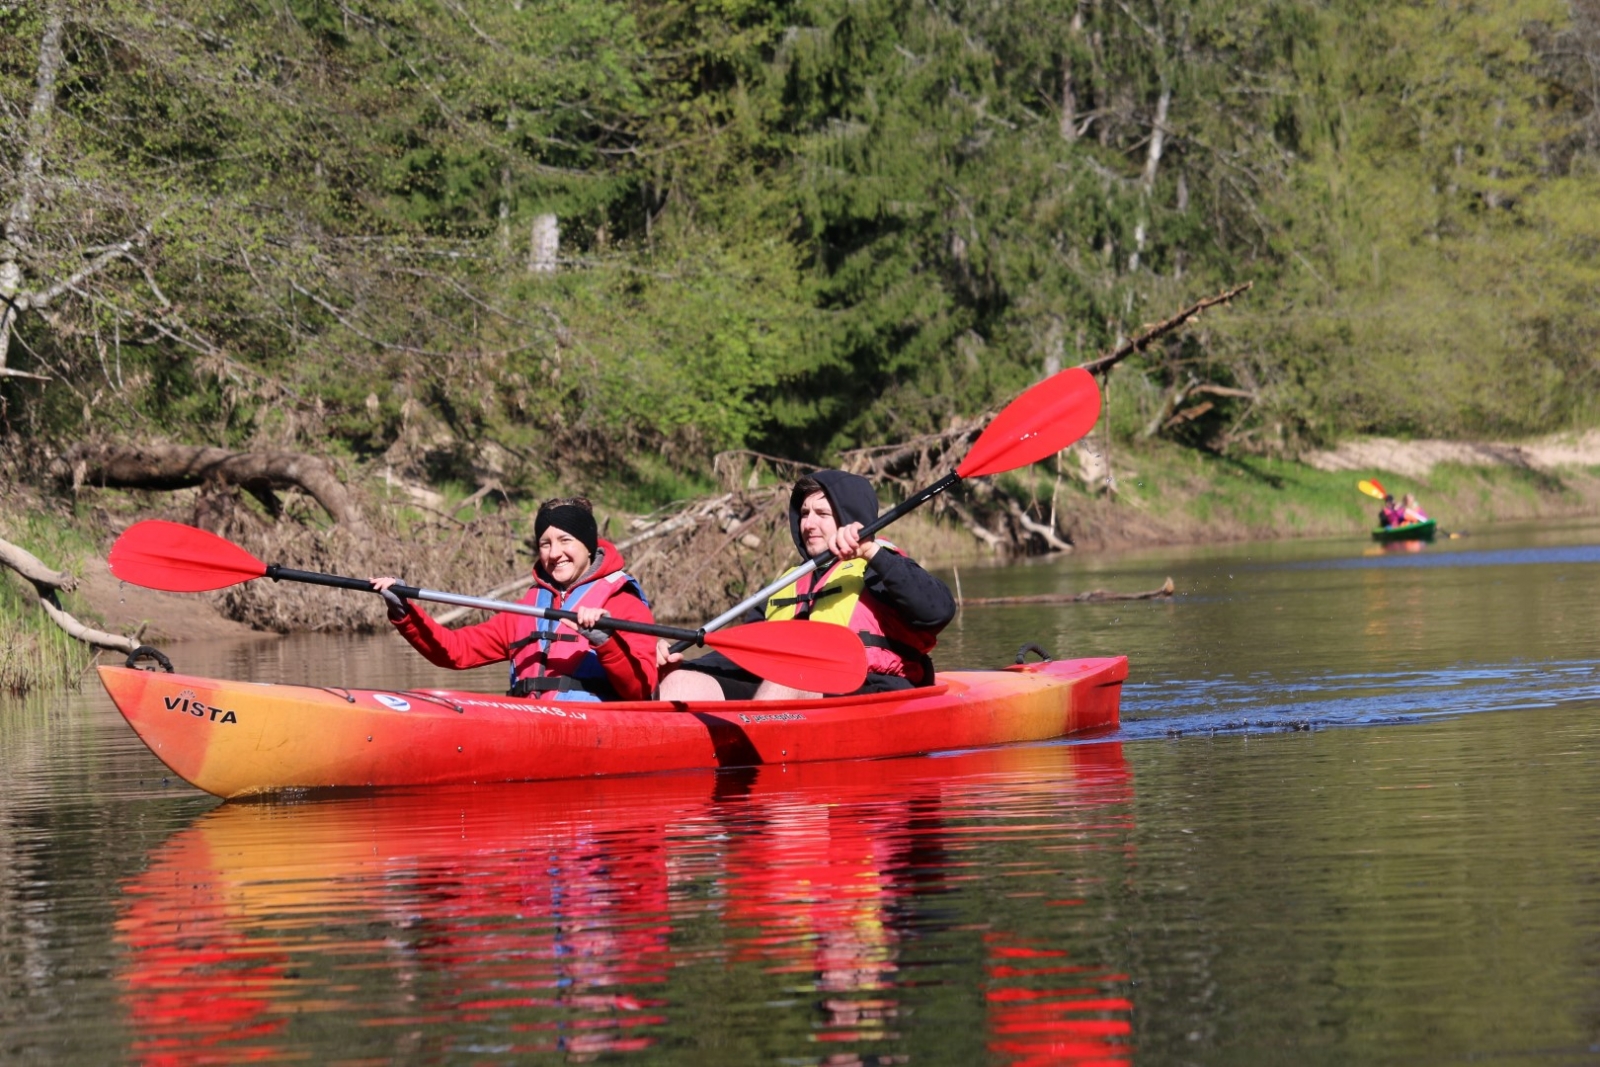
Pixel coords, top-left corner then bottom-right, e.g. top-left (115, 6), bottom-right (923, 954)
top-left (657, 469), bottom-right (957, 700)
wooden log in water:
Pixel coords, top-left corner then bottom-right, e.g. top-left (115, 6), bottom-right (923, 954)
top-left (959, 576), bottom-right (1175, 606)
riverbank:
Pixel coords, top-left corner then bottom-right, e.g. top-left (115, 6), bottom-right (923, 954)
top-left (1044, 432), bottom-right (1600, 553)
top-left (7, 433), bottom-right (1600, 682)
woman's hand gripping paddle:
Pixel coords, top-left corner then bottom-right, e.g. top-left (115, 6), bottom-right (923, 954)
top-left (108, 520), bottom-right (868, 694)
top-left (669, 365), bottom-right (1104, 652)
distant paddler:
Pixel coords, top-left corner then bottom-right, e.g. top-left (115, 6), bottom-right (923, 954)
top-left (1359, 478), bottom-right (1407, 528)
top-left (1398, 492), bottom-right (1429, 524)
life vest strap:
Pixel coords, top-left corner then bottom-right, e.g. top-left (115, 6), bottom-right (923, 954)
top-left (509, 675), bottom-right (614, 698)
top-left (768, 584), bottom-right (845, 613)
top-left (508, 630), bottom-right (579, 654)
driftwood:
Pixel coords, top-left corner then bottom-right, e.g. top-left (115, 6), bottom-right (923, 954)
top-left (958, 577), bottom-right (1175, 606)
top-left (0, 534), bottom-right (138, 653)
top-left (60, 443), bottom-right (372, 537)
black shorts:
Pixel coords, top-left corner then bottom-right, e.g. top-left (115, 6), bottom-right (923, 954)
top-left (672, 651), bottom-right (915, 700)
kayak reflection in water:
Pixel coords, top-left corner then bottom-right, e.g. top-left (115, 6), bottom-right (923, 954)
top-left (657, 469), bottom-right (956, 702)
top-left (370, 496), bottom-right (658, 701)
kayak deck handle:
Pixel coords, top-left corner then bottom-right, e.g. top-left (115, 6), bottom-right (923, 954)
top-left (124, 645), bottom-right (175, 673)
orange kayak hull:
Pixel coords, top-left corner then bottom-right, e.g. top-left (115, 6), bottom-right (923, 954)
top-left (96, 656), bottom-right (1126, 799)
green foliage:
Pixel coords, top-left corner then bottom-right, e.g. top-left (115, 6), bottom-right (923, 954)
top-left (3, 0), bottom-right (1600, 510)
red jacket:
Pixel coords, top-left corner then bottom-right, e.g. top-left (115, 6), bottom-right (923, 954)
top-left (390, 539), bottom-right (658, 700)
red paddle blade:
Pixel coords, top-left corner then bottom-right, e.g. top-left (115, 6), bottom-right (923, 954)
top-left (108, 520), bottom-right (268, 592)
top-left (704, 619), bottom-right (869, 694)
top-left (957, 366), bottom-right (1102, 478)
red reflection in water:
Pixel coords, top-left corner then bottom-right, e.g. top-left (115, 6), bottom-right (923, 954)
top-left (117, 777), bottom-right (690, 1063)
top-left (116, 742), bottom-right (1133, 1064)
top-left (985, 933), bottom-right (1133, 1066)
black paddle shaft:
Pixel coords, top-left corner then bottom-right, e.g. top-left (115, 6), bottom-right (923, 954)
top-left (263, 564), bottom-right (707, 643)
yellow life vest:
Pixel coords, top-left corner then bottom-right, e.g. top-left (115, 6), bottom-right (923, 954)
top-left (763, 542), bottom-right (937, 684)
top-left (764, 557), bottom-right (869, 625)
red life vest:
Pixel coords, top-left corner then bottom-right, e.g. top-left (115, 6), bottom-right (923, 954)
top-left (764, 546), bottom-right (937, 685)
top-left (507, 571), bottom-right (645, 699)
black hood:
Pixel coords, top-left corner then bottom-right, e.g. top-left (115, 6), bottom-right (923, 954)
top-left (788, 469), bottom-right (879, 557)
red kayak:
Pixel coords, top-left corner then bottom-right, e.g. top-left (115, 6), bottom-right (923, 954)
top-left (97, 656), bottom-right (1126, 799)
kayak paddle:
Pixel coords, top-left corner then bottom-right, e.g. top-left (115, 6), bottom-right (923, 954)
top-left (108, 520), bottom-right (868, 695)
top-left (1357, 478), bottom-right (1387, 500)
top-left (670, 365), bottom-right (1104, 651)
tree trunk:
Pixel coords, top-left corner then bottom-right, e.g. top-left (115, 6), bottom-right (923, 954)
top-left (1142, 83), bottom-right (1170, 192)
top-left (528, 213), bottom-right (559, 273)
top-left (64, 443), bottom-right (372, 537)
top-left (1060, 52), bottom-right (1078, 142)
top-left (1, 1), bottom-right (66, 376)
top-left (0, 534), bottom-right (76, 593)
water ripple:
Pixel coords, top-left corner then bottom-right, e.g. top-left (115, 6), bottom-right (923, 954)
top-left (1117, 660), bottom-right (1600, 739)
top-left (1289, 544), bottom-right (1600, 570)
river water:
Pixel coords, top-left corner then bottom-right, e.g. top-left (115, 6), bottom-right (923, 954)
top-left (5, 518), bottom-right (1600, 1065)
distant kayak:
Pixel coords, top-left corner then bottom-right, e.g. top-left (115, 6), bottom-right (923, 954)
top-left (1372, 519), bottom-right (1437, 543)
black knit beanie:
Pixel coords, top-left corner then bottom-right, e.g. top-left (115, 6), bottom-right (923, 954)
top-left (534, 499), bottom-right (598, 557)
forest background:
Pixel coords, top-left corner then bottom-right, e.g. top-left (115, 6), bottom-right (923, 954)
top-left (4, 0), bottom-right (1600, 681)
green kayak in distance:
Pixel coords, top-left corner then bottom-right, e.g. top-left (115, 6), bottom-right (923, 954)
top-left (1372, 518), bottom-right (1437, 543)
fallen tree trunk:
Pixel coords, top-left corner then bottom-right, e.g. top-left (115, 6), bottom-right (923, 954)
top-left (958, 577), bottom-right (1175, 606)
top-left (0, 534), bottom-right (138, 653)
top-left (62, 443), bottom-right (371, 537)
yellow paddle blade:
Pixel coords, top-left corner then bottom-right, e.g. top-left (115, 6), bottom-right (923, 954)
top-left (1357, 479), bottom-right (1387, 500)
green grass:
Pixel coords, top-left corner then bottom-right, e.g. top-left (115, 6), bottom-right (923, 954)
top-left (0, 509), bottom-right (99, 696)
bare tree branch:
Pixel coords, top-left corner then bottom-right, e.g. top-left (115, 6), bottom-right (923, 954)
top-left (1079, 281), bottom-right (1253, 376)
top-left (0, 533), bottom-right (137, 654)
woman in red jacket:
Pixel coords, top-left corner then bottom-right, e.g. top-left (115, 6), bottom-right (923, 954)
top-left (370, 497), bottom-right (657, 701)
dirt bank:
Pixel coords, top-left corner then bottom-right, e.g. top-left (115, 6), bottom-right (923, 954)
top-left (76, 555), bottom-right (266, 643)
top-left (1300, 430), bottom-right (1600, 480)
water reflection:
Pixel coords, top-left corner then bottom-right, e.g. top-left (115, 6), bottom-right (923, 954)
top-left (115, 743), bottom-right (1133, 1065)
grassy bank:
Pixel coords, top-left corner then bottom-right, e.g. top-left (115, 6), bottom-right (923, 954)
top-left (0, 510), bottom-right (100, 696)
